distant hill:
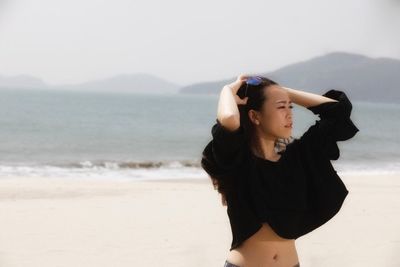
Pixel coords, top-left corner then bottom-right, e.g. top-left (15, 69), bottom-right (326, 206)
top-left (0, 73), bottom-right (181, 94)
top-left (56, 73), bottom-right (181, 94)
top-left (0, 74), bottom-right (47, 89)
top-left (179, 52), bottom-right (400, 104)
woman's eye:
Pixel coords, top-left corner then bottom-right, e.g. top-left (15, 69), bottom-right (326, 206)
top-left (278, 106), bottom-right (294, 109)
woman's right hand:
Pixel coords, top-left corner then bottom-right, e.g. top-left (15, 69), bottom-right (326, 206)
top-left (224, 74), bottom-right (250, 106)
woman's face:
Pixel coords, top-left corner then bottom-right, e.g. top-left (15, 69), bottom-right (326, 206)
top-left (250, 85), bottom-right (293, 139)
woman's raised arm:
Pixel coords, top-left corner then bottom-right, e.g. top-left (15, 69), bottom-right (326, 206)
top-left (285, 87), bottom-right (360, 160)
top-left (217, 74), bottom-right (249, 131)
top-left (282, 86), bottom-right (338, 108)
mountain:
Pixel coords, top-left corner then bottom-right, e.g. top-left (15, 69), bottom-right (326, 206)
top-left (56, 73), bottom-right (181, 94)
top-left (0, 73), bottom-right (181, 94)
top-left (179, 52), bottom-right (400, 103)
top-left (2, 52), bottom-right (399, 102)
top-left (0, 74), bottom-right (47, 89)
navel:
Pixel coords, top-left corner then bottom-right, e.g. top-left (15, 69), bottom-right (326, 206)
top-left (273, 253), bottom-right (278, 261)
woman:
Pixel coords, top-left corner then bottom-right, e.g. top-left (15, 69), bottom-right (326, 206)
top-left (201, 74), bottom-right (360, 267)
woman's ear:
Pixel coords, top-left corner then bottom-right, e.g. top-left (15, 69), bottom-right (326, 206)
top-left (248, 110), bottom-right (260, 125)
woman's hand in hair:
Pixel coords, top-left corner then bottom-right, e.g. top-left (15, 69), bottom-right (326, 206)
top-left (224, 74), bottom-right (250, 106)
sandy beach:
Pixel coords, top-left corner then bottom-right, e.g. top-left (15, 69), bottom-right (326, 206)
top-left (0, 173), bottom-right (399, 267)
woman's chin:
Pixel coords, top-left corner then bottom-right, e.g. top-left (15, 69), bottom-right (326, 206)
top-left (280, 133), bottom-right (292, 139)
top-left (284, 129), bottom-right (292, 137)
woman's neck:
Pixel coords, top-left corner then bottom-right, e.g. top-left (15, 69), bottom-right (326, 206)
top-left (250, 135), bottom-right (280, 160)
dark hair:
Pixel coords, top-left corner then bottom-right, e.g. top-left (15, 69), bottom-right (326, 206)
top-left (201, 76), bottom-right (294, 206)
top-left (236, 76), bottom-right (278, 146)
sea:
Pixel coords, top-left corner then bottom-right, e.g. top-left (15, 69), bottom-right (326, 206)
top-left (0, 88), bottom-right (398, 181)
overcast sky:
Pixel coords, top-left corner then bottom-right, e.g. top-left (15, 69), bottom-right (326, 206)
top-left (0, 0), bottom-right (399, 86)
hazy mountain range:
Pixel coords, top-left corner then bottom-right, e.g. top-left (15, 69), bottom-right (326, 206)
top-left (0, 73), bottom-right (181, 95)
top-left (179, 52), bottom-right (400, 104)
top-left (0, 74), bottom-right (47, 89)
top-left (1, 52), bottom-right (399, 103)
top-left (56, 73), bottom-right (180, 94)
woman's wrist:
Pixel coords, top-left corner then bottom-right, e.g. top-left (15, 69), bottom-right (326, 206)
top-left (281, 86), bottom-right (293, 100)
top-left (281, 86), bottom-right (292, 93)
top-left (224, 85), bottom-right (233, 91)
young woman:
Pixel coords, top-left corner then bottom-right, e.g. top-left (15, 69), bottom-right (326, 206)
top-left (201, 74), bottom-right (360, 267)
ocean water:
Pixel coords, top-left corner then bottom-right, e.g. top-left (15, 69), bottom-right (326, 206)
top-left (0, 88), bottom-right (398, 181)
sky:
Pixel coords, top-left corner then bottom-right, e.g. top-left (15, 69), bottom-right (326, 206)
top-left (0, 0), bottom-right (399, 86)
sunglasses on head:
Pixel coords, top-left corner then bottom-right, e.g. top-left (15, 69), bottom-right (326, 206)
top-left (244, 76), bottom-right (263, 97)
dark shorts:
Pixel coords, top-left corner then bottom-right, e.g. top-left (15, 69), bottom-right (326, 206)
top-left (224, 260), bottom-right (240, 267)
top-left (224, 260), bottom-right (300, 267)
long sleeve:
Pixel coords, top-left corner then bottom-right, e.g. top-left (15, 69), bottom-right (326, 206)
top-left (298, 89), bottom-right (360, 160)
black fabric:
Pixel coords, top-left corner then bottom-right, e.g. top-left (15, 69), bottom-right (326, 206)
top-left (201, 89), bottom-right (360, 251)
top-left (210, 120), bottom-right (247, 172)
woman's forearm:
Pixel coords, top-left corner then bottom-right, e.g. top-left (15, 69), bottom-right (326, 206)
top-left (282, 86), bottom-right (338, 108)
top-left (216, 86), bottom-right (241, 131)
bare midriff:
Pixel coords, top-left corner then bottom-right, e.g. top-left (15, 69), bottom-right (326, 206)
top-left (226, 223), bottom-right (299, 267)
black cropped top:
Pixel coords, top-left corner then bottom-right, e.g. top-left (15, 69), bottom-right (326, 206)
top-left (201, 89), bottom-right (360, 251)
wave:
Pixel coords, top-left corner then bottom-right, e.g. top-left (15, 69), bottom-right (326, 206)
top-left (0, 159), bottom-right (399, 181)
top-left (58, 159), bottom-right (202, 169)
top-left (0, 159), bottom-right (206, 181)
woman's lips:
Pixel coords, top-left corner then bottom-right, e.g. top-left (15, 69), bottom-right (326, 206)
top-left (285, 123), bottom-right (293, 128)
